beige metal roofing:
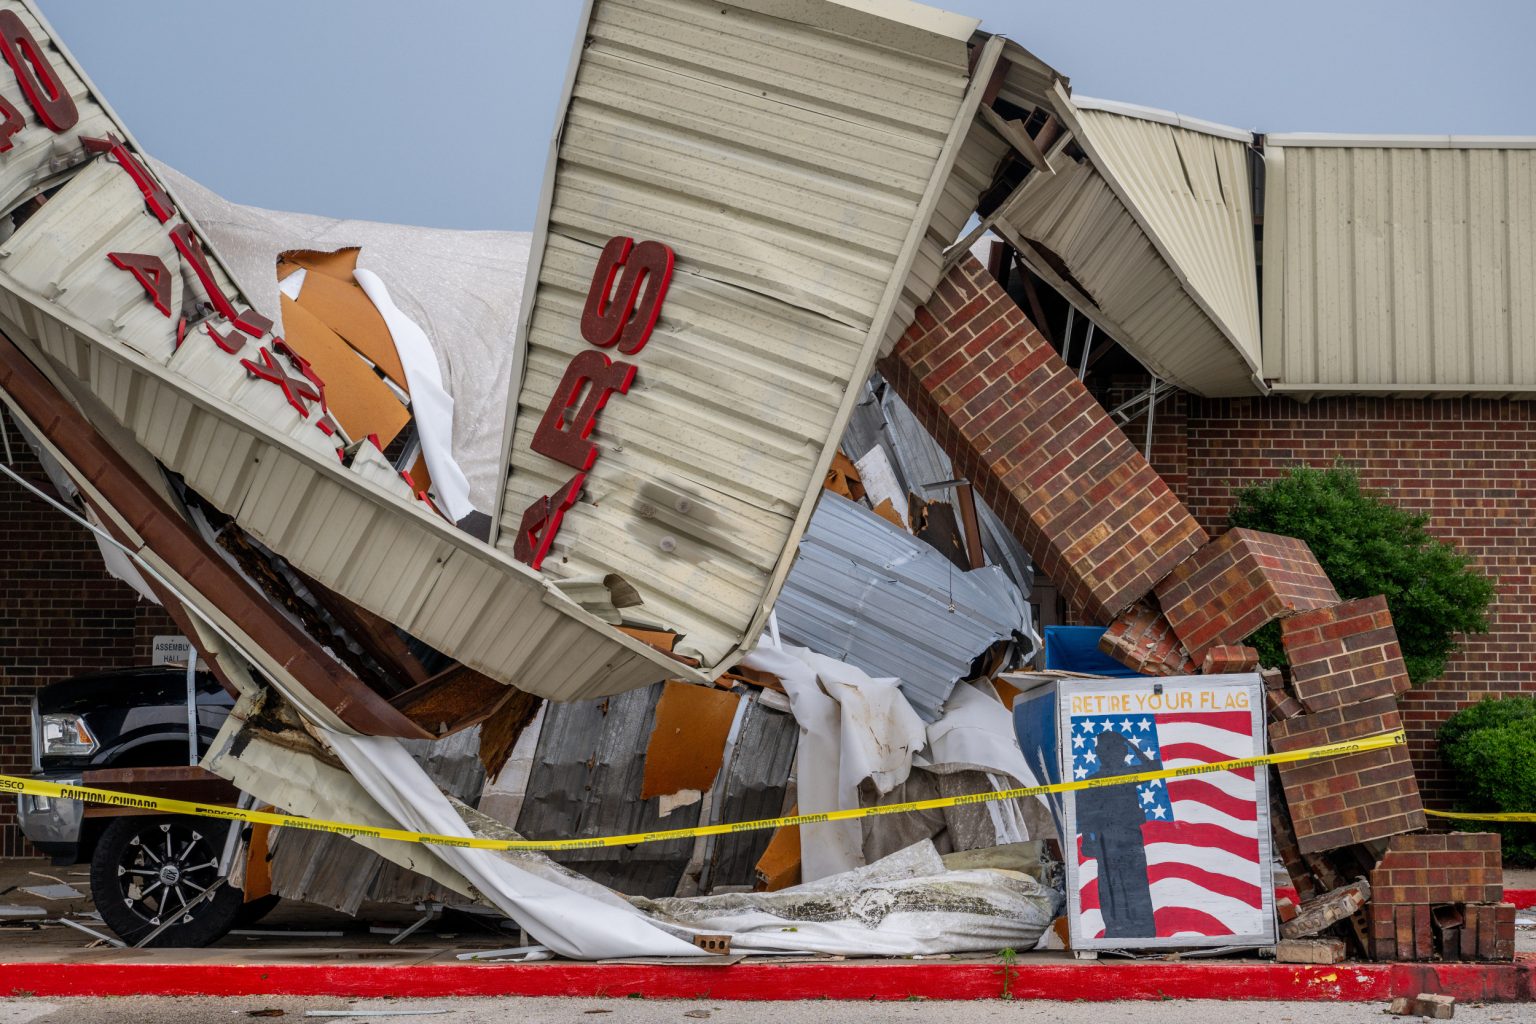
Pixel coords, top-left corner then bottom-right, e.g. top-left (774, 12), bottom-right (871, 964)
top-left (0, 0), bottom-right (698, 709)
top-left (1069, 101), bottom-right (1263, 377)
top-left (496, 0), bottom-right (992, 671)
top-left (1262, 140), bottom-right (1536, 394)
top-left (985, 84), bottom-right (1263, 397)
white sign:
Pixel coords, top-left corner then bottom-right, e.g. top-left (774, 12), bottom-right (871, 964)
top-left (150, 635), bottom-right (203, 670)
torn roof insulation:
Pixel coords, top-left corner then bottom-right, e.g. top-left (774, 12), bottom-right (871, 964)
top-left (774, 490), bottom-right (1030, 722)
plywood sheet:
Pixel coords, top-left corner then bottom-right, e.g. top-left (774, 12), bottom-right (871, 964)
top-left (292, 267), bottom-right (408, 389)
top-left (280, 246), bottom-right (361, 282)
top-left (279, 295), bottom-right (410, 445)
top-left (639, 681), bottom-right (740, 801)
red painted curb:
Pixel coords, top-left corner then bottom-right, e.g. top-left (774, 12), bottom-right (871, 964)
top-left (0, 960), bottom-right (1528, 1002)
top-left (1277, 887), bottom-right (1535, 909)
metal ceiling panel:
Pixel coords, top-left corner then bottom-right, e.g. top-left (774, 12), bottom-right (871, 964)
top-left (774, 490), bottom-right (1029, 721)
top-left (1263, 140), bottom-right (1536, 396)
top-left (496, 0), bottom-right (993, 672)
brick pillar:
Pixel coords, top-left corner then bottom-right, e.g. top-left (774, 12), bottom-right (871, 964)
top-left (879, 256), bottom-right (1207, 623)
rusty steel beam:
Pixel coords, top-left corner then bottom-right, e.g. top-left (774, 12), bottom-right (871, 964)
top-left (0, 330), bottom-right (432, 739)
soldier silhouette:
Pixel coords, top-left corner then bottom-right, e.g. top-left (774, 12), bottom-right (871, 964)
top-left (1077, 730), bottom-right (1159, 938)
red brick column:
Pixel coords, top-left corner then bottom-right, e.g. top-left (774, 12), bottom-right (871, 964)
top-left (879, 256), bottom-right (1206, 623)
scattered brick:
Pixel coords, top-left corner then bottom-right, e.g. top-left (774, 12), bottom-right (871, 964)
top-left (1097, 599), bottom-right (1197, 675)
top-left (1268, 695), bottom-right (1425, 854)
top-left (1153, 528), bottom-right (1338, 662)
top-left (1201, 644), bottom-right (1260, 674)
top-left (1388, 993), bottom-right (1454, 1019)
top-left (1281, 596), bottom-right (1412, 712)
top-left (1261, 666), bottom-right (1286, 690)
top-left (879, 256), bottom-right (1207, 622)
top-left (1280, 879), bottom-right (1369, 939)
top-left (1275, 937), bottom-right (1346, 964)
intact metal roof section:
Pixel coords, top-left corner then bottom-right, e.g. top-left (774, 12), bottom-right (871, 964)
top-left (775, 490), bottom-right (1028, 722)
top-left (1263, 140), bottom-right (1536, 395)
top-left (497, 0), bottom-right (989, 671)
top-left (1069, 102), bottom-right (1263, 376)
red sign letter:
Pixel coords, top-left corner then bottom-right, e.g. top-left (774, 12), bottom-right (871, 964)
top-left (0, 11), bottom-right (77, 132)
top-left (580, 236), bottom-right (674, 355)
top-left (84, 134), bottom-right (175, 223)
top-left (530, 350), bottom-right (636, 471)
top-left (107, 251), bottom-right (172, 317)
top-left (170, 224), bottom-right (273, 338)
top-left (0, 93), bottom-right (22, 152)
top-left (512, 472), bottom-right (585, 571)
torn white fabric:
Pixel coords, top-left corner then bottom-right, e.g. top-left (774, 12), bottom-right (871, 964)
top-left (322, 729), bottom-right (701, 960)
top-left (741, 641), bottom-right (926, 883)
top-left (353, 269), bottom-right (474, 522)
top-left (277, 268), bottom-right (306, 302)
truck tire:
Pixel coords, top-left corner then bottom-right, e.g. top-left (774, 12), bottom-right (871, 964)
top-left (89, 815), bottom-right (245, 947)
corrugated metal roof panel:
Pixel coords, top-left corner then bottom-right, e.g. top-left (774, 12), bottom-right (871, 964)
top-left (497, 0), bottom-right (991, 672)
top-left (1263, 141), bottom-right (1536, 394)
top-left (774, 490), bottom-right (1028, 721)
top-left (994, 154), bottom-right (1259, 397)
top-left (1069, 104), bottom-right (1263, 375)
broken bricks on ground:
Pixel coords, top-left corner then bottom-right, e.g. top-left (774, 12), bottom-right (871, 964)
top-left (0, 0), bottom-right (1517, 964)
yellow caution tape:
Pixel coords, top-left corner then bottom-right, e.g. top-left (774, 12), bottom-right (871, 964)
top-left (0, 729), bottom-right (1408, 852)
top-left (1425, 809), bottom-right (1536, 823)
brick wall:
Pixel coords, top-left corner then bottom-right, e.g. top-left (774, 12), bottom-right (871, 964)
top-left (0, 442), bottom-right (174, 856)
top-left (1148, 394), bottom-right (1536, 807)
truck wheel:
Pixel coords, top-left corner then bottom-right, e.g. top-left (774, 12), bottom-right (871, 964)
top-left (89, 815), bottom-right (245, 947)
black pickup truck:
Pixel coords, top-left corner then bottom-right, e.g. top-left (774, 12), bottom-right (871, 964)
top-left (17, 666), bottom-right (273, 945)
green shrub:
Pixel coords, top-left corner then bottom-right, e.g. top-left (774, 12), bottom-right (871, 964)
top-left (1438, 696), bottom-right (1536, 866)
top-left (1228, 463), bottom-right (1494, 685)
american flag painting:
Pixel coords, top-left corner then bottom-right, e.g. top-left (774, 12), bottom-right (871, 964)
top-left (1063, 679), bottom-right (1273, 948)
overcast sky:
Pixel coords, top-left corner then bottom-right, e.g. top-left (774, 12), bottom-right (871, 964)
top-left (35, 0), bottom-right (1536, 231)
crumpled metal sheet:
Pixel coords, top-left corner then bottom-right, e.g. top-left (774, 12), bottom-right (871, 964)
top-left (149, 160), bottom-right (527, 515)
top-left (773, 490), bottom-right (1030, 721)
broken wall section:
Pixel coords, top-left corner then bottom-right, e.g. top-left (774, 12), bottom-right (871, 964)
top-left (878, 254), bottom-right (1206, 624)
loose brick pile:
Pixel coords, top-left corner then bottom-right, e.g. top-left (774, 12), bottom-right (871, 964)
top-left (885, 257), bottom-right (1507, 963)
top-left (1152, 528), bottom-right (1339, 663)
top-left (1095, 599), bottom-right (1195, 676)
top-left (1282, 596), bottom-right (1413, 711)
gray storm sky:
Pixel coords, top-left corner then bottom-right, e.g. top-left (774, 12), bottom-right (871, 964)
top-left (35, 0), bottom-right (1536, 231)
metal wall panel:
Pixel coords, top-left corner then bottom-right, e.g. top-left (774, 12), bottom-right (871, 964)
top-left (1263, 139), bottom-right (1536, 395)
top-left (497, 0), bottom-right (986, 671)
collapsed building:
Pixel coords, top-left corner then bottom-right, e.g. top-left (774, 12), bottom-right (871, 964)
top-left (0, 0), bottom-right (1522, 963)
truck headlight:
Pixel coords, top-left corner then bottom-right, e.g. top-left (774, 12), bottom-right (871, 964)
top-left (39, 713), bottom-right (97, 757)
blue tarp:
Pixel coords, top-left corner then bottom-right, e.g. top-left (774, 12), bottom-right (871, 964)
top-left (1042, 625), bottom-right (1144, 678)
